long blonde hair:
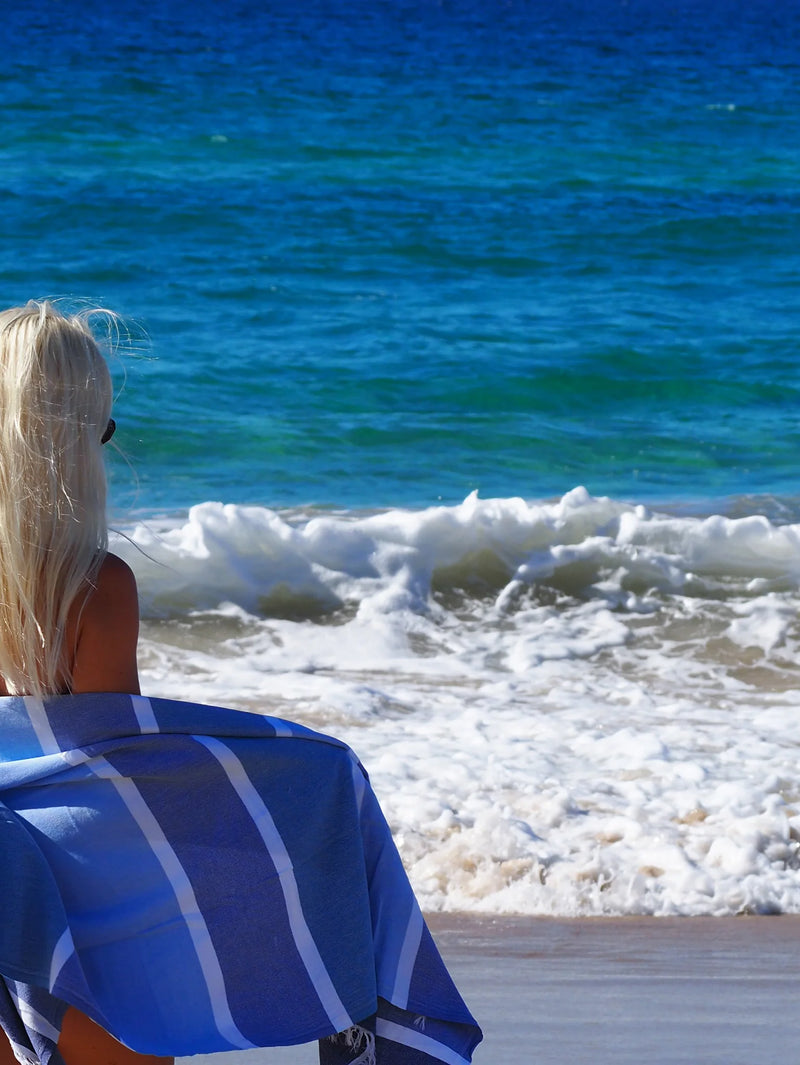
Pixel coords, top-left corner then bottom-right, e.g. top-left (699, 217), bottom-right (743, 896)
top-left (0, 300), bottom-right (114, 695)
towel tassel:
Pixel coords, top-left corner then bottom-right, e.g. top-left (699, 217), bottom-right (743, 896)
top-left (326, 1023), bottom-right (376, 1065)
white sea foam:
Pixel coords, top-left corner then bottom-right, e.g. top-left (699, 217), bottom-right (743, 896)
top-left (114, 489), bottom-right (800, 917)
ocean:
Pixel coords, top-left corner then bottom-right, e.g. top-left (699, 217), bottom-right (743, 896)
top-left (3, 0), bottom-right (800, 916)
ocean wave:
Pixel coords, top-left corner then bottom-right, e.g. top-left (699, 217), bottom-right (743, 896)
top-left (118, 490), bottom-right (800, 917)
top-left (116, 487), bottom-right (800, 620)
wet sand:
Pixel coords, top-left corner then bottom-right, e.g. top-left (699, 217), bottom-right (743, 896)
top-left (179, 914), bottom-right (800, 1064)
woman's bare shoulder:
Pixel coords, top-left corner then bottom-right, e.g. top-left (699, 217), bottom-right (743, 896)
top-left (95, 552), bottom-right (138, 595)
top-left (70, 552), bottom-right (141, 694)
top-left (83, 552), bottom-right (139, 626)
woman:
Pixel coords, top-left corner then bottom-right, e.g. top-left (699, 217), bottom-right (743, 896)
top-left (0, 301), bottom-right (169, 1065)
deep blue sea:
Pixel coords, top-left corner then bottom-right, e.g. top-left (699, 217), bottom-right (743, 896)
top-left (1, 0), bottom-right (799, 516)
top-left (5, 1), bottom-right (800, 919)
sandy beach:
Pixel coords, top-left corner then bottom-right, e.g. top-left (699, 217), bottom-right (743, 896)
top-left (179, 913), bottom-right (800, 1064)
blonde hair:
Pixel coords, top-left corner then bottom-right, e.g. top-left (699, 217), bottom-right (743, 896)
top-left (0, 300), bottom-right (114, 695)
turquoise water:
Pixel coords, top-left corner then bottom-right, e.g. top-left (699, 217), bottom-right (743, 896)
top-left (2, 0), bottom-right (799, 514)
top-left (7, 1), bottom-right (800, 919)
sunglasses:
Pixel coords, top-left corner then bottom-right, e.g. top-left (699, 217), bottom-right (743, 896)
top-left (101, 418), bottom-right (116, 445)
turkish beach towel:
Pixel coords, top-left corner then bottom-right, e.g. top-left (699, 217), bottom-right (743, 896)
top-left (0, 694), bottom-right (482, 1064)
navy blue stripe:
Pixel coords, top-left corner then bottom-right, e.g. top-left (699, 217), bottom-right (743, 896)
top-left (408, 925), bottom-right (470, 1024)
top-left (227, 738), bottom-right (377, 1019)
top-left (378, 1000), bottom-right (482, 1063)
top-left (102, 735), bottom-right (340, 1045)
top-left (44, 694), bottom-right (142, 749)
top-left (149, 698), bottom-right (283, 740)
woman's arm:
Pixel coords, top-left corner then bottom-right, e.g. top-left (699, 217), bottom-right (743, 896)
top-left (59, 1007), bottom-right (172, 1065)
top-left (70, 552), bottom-right (141, 694)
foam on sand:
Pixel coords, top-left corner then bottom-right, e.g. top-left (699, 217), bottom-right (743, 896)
top-left (115, 489), bottom-right (800, 916)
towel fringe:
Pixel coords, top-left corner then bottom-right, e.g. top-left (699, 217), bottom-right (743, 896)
top-left (327, 1024), bottom-right (376, 1065)
top-left (8, 1044), bottom-right (39, 1065)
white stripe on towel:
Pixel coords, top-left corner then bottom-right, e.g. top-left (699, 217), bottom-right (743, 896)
top-left (48, 927), bottom-right (76, 991)
top-left (195, 735), bottom-right (354, 1034)
top-left (8, 988), bottom-right (61, 1044)
top-left (89, 756), bottom-right (255, 1051)
top-left (390, 904), bottom-right (424, 1008)
top-left (131, 695), bottom-right (159, 734)
top-left (23, 698), bottom-right (59, 757)
top-left (376, 1018), bottom-right (471, 1065)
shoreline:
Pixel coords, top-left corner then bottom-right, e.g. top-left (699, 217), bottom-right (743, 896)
top-left (180, 913), bottom-right (800, 1064)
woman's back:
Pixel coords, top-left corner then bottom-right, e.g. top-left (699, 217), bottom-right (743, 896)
top-left (0, 552), bottom-right (140, 698)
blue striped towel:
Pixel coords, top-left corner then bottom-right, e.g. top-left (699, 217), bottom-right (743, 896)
top-left (0, 695), bottom-right (482, 1063)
